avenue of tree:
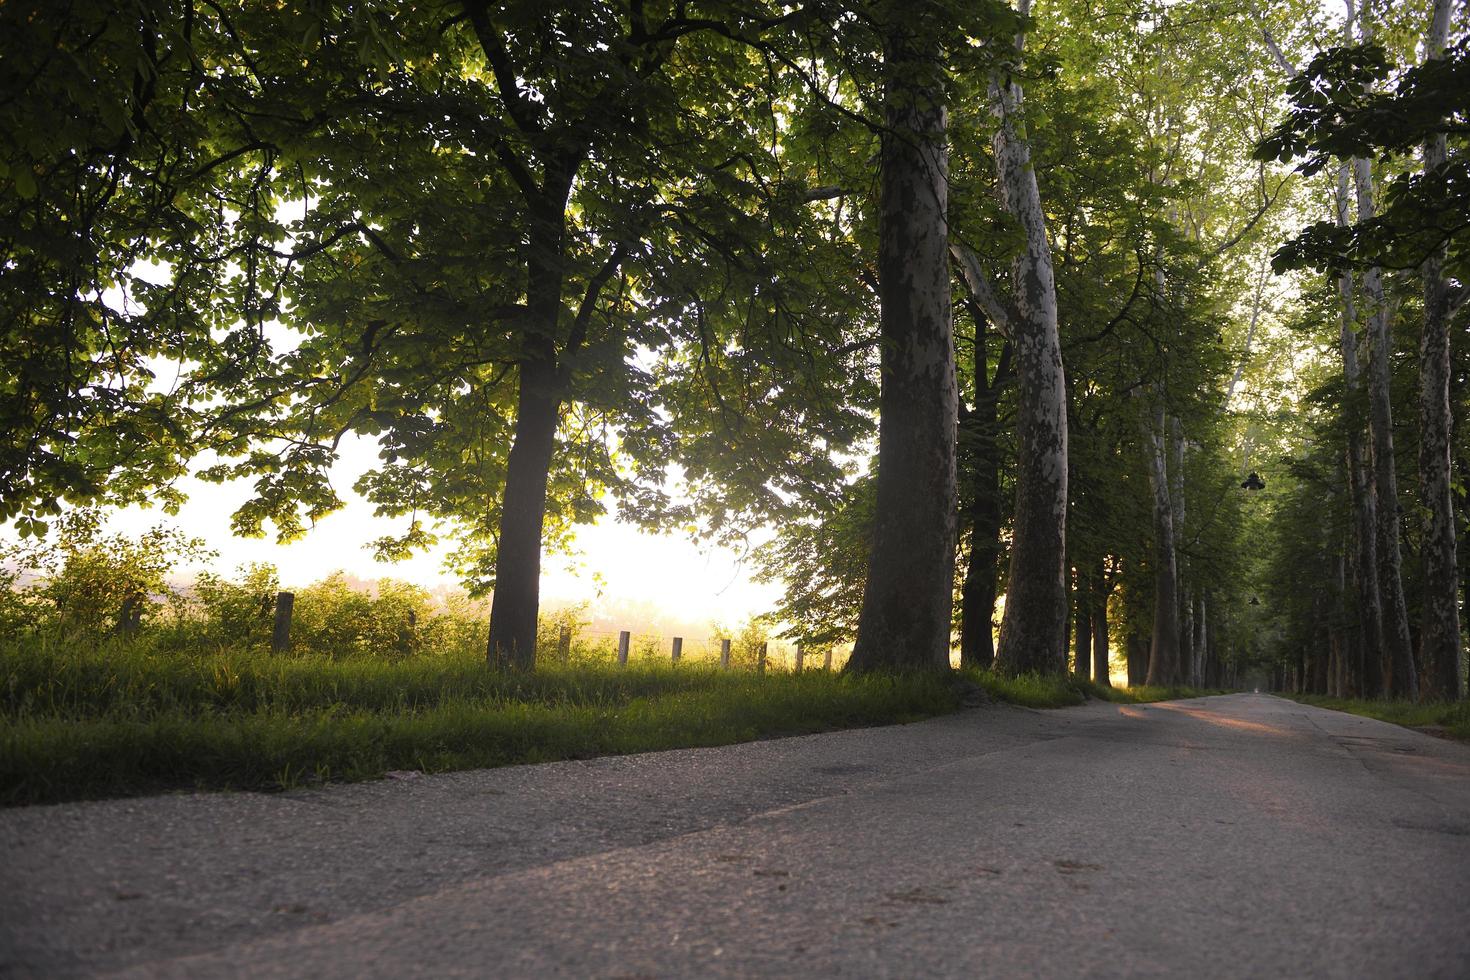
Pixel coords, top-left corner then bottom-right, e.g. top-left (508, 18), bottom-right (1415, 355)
top-left (1, 0), bottom-right (1465, 700)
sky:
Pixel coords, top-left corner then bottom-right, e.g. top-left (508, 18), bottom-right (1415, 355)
top-left (96, 429), bottom-right (784, 631)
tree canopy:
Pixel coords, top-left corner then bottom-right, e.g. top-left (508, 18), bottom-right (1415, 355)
top-left (1, 0), bottom-right (1464, 698)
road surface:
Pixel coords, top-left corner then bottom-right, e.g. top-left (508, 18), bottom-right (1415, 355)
top-left (3, 693), bottom-right (1468, 978)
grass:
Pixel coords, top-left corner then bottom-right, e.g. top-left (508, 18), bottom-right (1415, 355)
top-left (1286, 693), bottom-right (1470, 742)
top-left (968, 669), bottom-right (1223, 709)
top-left (0, 636), bottom-right (1228, 807)
top-left (0, 636), bottom-right (963, 806)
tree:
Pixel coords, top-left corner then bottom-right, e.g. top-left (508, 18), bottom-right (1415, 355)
top-left (846, 0), bottom-right (957, 673)
top-left (38, 1), bottom-right (873, 671)
top-left (1258, 1), bottom-right (1467, 698)
top-left (0, 2), bottom-right (259, 535)
top-left (985, 0), bottom-right (1069, 676)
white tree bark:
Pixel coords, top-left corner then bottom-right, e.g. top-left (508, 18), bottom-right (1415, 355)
top-left (1223, 253), bottom-right (1269, 410)
top-left (993, 0), bottom-right (1070, 675)
top-left (1337, 163), bottom-right (1384, 697)
top-left (1351, 1), bottom-right (1419, 701)
top-left (1417, 0), bottom-right (1464, 700)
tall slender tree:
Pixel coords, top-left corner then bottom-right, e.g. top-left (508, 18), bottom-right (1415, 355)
top-left (1416, 0), bottom-right (1464, 700)
top-left (1348, 2), bottom-right (1419, 701)
top-left (989, 0), bottom-right (1069, 676)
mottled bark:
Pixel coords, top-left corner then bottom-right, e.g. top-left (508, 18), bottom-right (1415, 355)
top-left (847, 8), bottom-right (956, 672)
top-left (1417, 0), bottom-right (1464, 700)
top-left (992, 0), bottom-right (1069, 676)
top-left (1335, 545), bottom-right (1357, 697)
top-left (1169, 416), bottom-right (1193, 683)
top-left (1336, 164), bottom-right (1384, 697)
top-left (1141, 400), bottom-right (1182, 686)
top-left (1353, 154), bottom-right (1418, 701)
top-left (1193, 593), bottom-right (1205, 687)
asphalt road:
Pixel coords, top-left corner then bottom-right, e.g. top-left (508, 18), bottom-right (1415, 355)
top-left (3, 693), bottom-right (1468, 978)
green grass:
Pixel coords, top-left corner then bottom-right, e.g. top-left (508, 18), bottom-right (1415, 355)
top-left (0, 636), bottom-right (962, 806)
top-left (0, 636), bottom-right (1232, 807)
top-left (1287, 694), bottom-right (1470, 742)
top-left (967, 669), bottom-right (1223, 708)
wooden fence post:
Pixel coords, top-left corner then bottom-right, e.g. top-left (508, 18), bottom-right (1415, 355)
top-left (720, 638), bottom-right (731, 669)
top-left (558, 626), bottom-right (572, 665)
top-left (757, 640), bottom-right (767, 675)
top-left (824, 647), bottom-right (833, 670)
top-left (671, 636), bottom-right (683, 663)
top-left (115, 592), bottom-right (144, 636)
top-left (617, 630), bottom-right (630, 666)
top-left (795, 643), bottom-right (804, 673)
top-left (395, 609), bottom-right (417, 655)
top-left (271, 592), bottom-right (294, 653)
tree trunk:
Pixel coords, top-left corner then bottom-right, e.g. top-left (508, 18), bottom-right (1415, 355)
top-left (1142, 400), bottom-right (1182, 686)
top-left (1353, 154), bottom-right (1419, 701)
top-left (1170, 416), bottom-right (1193, 683)
top-left (1334, 546), bottom-right (1355, 697)
top-left (993, 1), bottom-right (1069, 676)
top-left (1126, 630), bottom-right (1146, 687)
top-left (487, 179), bottom-right (574, 669)
top-left (1417, 0), bottom-right (1464, 701)
top-left (1074, 567), bottom-right (1092, 679)
top-left (847, 8), bottom-right (956, 673)
top-left (487, 360), bottom-right (561, 668)
top-left (1335, 164), bottom-right (1385, 697)
top-left (959, 314), bottom-right (1008, 671)
top-left (1194, 593), bottom-right (1208, 689)
top-left (1092, 558), bottom-right (1112, 687)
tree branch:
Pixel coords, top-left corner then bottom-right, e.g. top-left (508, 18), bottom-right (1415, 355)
top-left (463, 0), bottom-right (545, 136)
top-left (950, 241), bottom-right (1017, 340)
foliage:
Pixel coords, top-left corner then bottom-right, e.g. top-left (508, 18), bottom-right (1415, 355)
top-left (1257, 39), bottom-right (1470, 276)
top-left (191, 563), bottom-right (280, 649)
top-left (754, 474), bottom-right (874, 646)
top-left (0, 510), bottom-right (210, 637)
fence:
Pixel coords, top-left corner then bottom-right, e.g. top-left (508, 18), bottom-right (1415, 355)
top-left (256, 591), bottom-right (846, 671)
top-left (561, 628), bottom-right (842, 672)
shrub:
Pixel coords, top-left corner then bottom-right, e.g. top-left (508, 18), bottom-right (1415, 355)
top-left (192, 563), bottom-right (280, 649)
top-left (0, 510), bottom-right (211, 638)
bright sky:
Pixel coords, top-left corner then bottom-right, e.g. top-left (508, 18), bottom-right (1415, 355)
top-left (98, 430), bottom-right (783, 628)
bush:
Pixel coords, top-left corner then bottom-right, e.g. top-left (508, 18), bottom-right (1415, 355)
top-left (0, 510), bottom-right (211, 638)
top-left (192, 563), bottom-right (280, 649)
top-left (289, 573), bottom-right (439, 659)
